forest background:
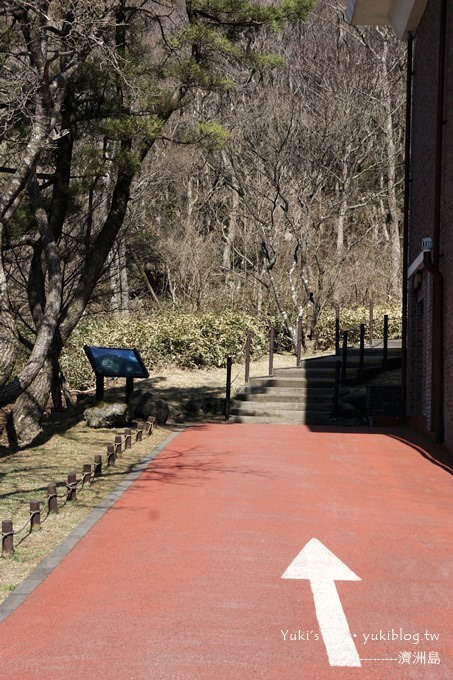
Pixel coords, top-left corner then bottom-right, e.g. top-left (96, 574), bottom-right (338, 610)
top-left (0, 0), bottom-right (405, 446)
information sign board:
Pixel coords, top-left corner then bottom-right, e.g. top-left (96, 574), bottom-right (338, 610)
top-left (83, 345), bottom-right (149, 401)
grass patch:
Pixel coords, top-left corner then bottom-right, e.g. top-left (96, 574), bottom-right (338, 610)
top-left (0, 415), bottom-right (172, 604)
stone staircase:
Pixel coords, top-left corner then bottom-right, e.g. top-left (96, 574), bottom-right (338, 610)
top-left (229, 347), bottom-right (401, 425)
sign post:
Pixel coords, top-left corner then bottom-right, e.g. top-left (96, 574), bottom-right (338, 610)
top-left (84, 345), bottom-right (149, 402)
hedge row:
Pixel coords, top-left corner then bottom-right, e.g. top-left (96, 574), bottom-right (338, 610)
top-left (61, 305), bottom-right (402, 389)
top-left (61, 311), bottom-right (277, 389)
top-left (315, 302), bottom-right (402, 350)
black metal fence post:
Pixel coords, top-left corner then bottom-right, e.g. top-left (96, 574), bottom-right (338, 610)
top-left (296, 316), bottom-right (302, 367)
top-left (383, 314), bottom-right (389, 369)
top-left (96, 375), bottom-right (104, 402)
top-left (359, 323), bottom-right (365, 379)
top-left (332, 359), bottom-right (341, 418)
top-left (341, 330), bottom-right (348, 383)
top-left (126, 376), bottom-right (134, 402)
top-left (225, 356), bottom-right (232, 420)
top-left (244, 330), bottom-right (251, 383)
top-left (335, 306), bottom-right (340, 355)
top-left (268, 326), bottom-right (275, 376)
top-left (369, 299), bottom-right (374, 346)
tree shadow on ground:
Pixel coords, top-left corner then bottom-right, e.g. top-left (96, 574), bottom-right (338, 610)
top-left (307, 423), bottom-right (453, 475)
top-left (0, 375), bottom-right (226, 456)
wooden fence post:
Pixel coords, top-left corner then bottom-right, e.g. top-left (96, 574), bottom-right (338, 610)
top-left (30, 501), bottom-right (41, 531)
top-left (82, 464), bottom-right (92, 486)
top-left (94, 455), bottom-right (103, 477)
top-left (2, 520), bottom-right (13, 556)
top-left (67, 473), bottom-right (77, 501)
top-left (47, 483), bottom-right (59, 514)
top-left (124, 428), bottom-right (132, 449)
top-left (146, 416), bottom-right (155, 435)
top-left (107, 443), bottom-right (116, 467)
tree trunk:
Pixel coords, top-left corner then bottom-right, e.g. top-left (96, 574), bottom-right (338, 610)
top-left (0, 98), bottom-right (51, 390)
top-left (108, 236), bottom-right (130, 315)
top-left (381, 40), bottom-right (401, 293)
top-left (108, 245), bottom-right (121, 313)
top-left (336, 149), bottom-right (351, 257)
top-left (0, 283), bottom-right (18, 390)
top-left (131, 252), bottom-right (161, 306)
top-left (222, 187), bottom-right (239, 285)
top-left (9, 357), bottom-right (53, 446)
top-left (118, 237), bottom-right (129, 316)
top-left (0, 179), bottom-right (63, 409)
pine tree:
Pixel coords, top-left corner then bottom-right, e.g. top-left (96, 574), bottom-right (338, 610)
top-left (0, 0), bottom-right (314, 444)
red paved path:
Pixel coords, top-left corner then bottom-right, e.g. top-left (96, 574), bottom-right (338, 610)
top-left (0, 424), bottom-right (452, 679)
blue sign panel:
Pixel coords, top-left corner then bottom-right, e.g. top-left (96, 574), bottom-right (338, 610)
top-left (83, 345), bottom-right (149, 379)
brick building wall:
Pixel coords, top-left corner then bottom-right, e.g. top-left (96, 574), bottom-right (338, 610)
top-left (408, 0), bottom-right (453, 448)
top-left (439, 0), bottom-right (453, 451)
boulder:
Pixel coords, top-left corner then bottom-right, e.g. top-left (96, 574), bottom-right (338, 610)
top-left (183, 395), bottom-right (221, 418)
top-left (129, 389), bottom-right (169, 424)
top-left (83, 402), bottom-right (130, 429)
top-left (183, 398), bottom-right (202, 417)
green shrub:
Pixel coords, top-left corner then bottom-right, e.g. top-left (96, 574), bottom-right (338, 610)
top-left (61, 304), bottom-right (402, 390)
top-left (61, 310), bottom-right (275, 389)
top-left (316, 302), bottom-right (402, 351)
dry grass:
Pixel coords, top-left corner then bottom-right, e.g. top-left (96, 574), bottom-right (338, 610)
top-left (0, 353), bottom-right (297, 603)
top-left (0, 420), bottom-right (172, 604)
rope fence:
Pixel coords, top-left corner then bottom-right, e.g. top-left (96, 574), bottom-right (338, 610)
top-left (1, 416), bottom-right (156, 558)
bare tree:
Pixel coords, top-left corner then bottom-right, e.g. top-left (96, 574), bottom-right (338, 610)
top-left (1, 0), bottom-right (314, 444)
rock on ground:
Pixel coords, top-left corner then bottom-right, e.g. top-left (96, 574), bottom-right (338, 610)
top-left (83, 402), bottom-right (130, 428)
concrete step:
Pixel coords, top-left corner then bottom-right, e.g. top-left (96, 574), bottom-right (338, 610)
top-left (249, 376), bottom-right (335, 389)
top-left (229, 347), bottom-right (402, 425)
top-left (230, 400), bottom-right (332, 416)
top-left (273, 360), bottom-right (394, 376)
top-left (229, 412), bottom-right (332, 425)
top-left (235, 390), bottom-right (332, 405)
top-left (238, 386), bottom-right (307, 399)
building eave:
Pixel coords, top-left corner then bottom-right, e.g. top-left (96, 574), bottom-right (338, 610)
top-left (345, 0), bottom-right (429, 39)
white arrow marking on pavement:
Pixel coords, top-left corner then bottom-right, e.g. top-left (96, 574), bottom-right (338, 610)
top-left (282, 538), bottom-right (361, 667)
